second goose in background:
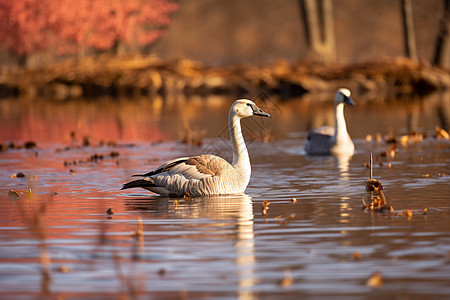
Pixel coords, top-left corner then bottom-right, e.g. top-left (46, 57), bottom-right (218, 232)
top-left (304, 88), bottom-right (355, 156)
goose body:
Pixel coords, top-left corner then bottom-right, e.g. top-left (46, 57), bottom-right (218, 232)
top-left (304, 88), bottom-right (355, 156)
top-left (122, 99), bottom-right (270, 197)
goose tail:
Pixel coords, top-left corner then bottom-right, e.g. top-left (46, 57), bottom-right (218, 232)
top-left (121, 179), bottom-right (156, 190)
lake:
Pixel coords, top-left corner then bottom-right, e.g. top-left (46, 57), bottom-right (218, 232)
top-left (0, 91), bottom-right (449, 299)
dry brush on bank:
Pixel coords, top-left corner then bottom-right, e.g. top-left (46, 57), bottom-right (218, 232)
top-left (1, 55), bottom-right (449, 100)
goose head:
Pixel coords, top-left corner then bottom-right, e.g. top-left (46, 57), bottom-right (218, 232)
top-left (230, 99), bottom-right (271, 119)
top-left (335, 88), bottom-right (355, 106)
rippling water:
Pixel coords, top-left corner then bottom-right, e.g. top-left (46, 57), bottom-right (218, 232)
top-left (0, 94), bottom-right (449, 299)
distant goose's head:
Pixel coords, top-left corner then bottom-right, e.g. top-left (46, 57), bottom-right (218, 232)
top-left (230, 99), bottom-right (271, 119)
top-left (335, 88), bottom-right (355, 106)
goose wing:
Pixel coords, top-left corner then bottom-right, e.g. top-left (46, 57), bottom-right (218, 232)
top-left (305, 127), bottom-right (334, 155)
top-left (135, 154), bottom-right (231, 180)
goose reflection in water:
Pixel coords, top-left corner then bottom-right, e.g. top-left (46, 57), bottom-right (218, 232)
top-left (124, 194), bottom-right (256, 300)
top-left (334, 153), bottom-right (352, 181)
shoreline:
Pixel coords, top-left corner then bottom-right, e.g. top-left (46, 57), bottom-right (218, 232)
top-left (1, 55), bottom-right (449, 100)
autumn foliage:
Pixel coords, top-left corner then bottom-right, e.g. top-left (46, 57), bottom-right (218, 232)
top-left (0, 0), bottom-right (178, 58)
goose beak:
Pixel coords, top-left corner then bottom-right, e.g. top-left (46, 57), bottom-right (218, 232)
top-left (344, 96), bottom-right (356, 106)
top-left (252, 104), bottom-right (271, 117)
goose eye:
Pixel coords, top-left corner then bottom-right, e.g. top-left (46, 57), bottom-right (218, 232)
top-left (246, 103), bottom-right (252, 108)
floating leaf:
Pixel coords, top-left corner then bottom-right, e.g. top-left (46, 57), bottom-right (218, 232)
top-left (366, 271), bottom-right (383, 289)
top-left (24, 141), bottom-right (37, 149)
top-left (435, 127), bottom-right (449, 140)
top-left (406, 209), bottom-right (412, 218)
top-left (291, 198), bottom-right (297, 203)
top-left (158, 268), bottom-right (166, 276)
top-left (379, 144), bottom-right (397, 159)
top-left (366, 179), bottom-right (383, 192)
top-left (106, 208), bottom-right (114, 215)
top-left (262, 200), bottom-right (270, 216)
top-left (8, 189), bottom-right (20, 197)
top-left (56, 266), bottom-right (71, 273)
top-left (279, 268), bottom-right (293, 287)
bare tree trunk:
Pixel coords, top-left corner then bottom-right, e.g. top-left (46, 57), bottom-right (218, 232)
top-left (299, 0), bottom-right (336, 62)
top-left (433, 0), bottom-right (450, 68)
top-left (322, 0), bottom-right (336, 62)
top-left (401, 0), bottom-right (418, 61)
top-left (301, 0), bottom-right (322, 56)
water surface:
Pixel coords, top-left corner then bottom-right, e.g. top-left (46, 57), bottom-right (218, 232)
top-left (0, 94), bottom-right (449, 299)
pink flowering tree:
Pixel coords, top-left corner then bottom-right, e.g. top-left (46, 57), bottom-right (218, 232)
top-left (0, 0), bottom-right (178, 64)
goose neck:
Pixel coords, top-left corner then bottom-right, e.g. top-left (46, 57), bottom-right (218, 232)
top-left (334, 103), bottom-right (348, 139)
top-left (229, 114), bottom-right (250, 167)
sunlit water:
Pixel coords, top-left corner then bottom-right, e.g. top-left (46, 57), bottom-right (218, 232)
top-left (0, 94), bottom-right (449, 299)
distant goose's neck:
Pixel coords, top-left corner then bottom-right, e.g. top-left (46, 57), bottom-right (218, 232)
top-left (229, 113), bottom-right (250, 168)
top-left (334, 103), bottom-right (348, 139)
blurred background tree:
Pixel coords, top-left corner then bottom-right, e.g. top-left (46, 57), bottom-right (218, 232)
top-left (433, 0), bottom-right (450, 67)
top-left (299, 0), bottom-right (336, 62)
top-left (0, 0), bottom-right (178, 66)
top-left (401, 0), bottom-right (418, 61)
top-left (0, 0), bottom-right (447, 68)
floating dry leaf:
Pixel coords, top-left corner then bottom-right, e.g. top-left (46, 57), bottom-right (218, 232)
top-left (131, 217), bottom-right (144, 241)
top-left (366, 179), bottom-right (383, 192)
top-left (262, 200), bottom-right (270, 216)
top-left (109, 151), bottom-right (120, 158)
top-left (385, 129), bottom-right (397, 144)
top-left (435, 127), bottom-right (449, 140)
top-left (11, 172), bottom-right (26, 178)
top-left (366, 271), bottom-right (383, 289)
top-left (376, 132), bottom-right (382, 143)
top-left (400, 131), bottom-right (424, 145)
top-left (291, 198), bottom-right (297, 203)
top-left (158, 268), bottom-right (166, 276)
top-left (279, 268), bottom-right (293, 287)
top-left (8, 189), bottom-right (20, 197)
top-left (56, 266), bottom-right (71, 273)
top-left (362, 192), bottom-right (393, 213)
top-left (106, 208), bottom-right (114, 215)
top-left (406, 209), bottom-right (413, 218)
top-left (353, 252), bottom-right (362, 260)
top-left (24, 141), bottom-right (37, 149)
top-left (379, 144), bottom-right (397, 159)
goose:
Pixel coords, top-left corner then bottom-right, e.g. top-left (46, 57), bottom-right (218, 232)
top-left (122, 99), bottom-right (270, 197)
top-left (304, 88), bottom-right (355, 156)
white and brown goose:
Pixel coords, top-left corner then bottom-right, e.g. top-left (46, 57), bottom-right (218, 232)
top-left (304, 88), bottom-right (355, 156)
top-left (122, 99), bottom-right (270, 197)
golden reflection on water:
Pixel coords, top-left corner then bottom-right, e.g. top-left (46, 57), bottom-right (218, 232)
top-left (126, 194), bottom-right (255, 299)
top-left (339, 196), bottom-right (352, 224)
top-left (0, 91), bottom-right (449, 145)
top-left (334, 154), bottom-right (352, 181)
